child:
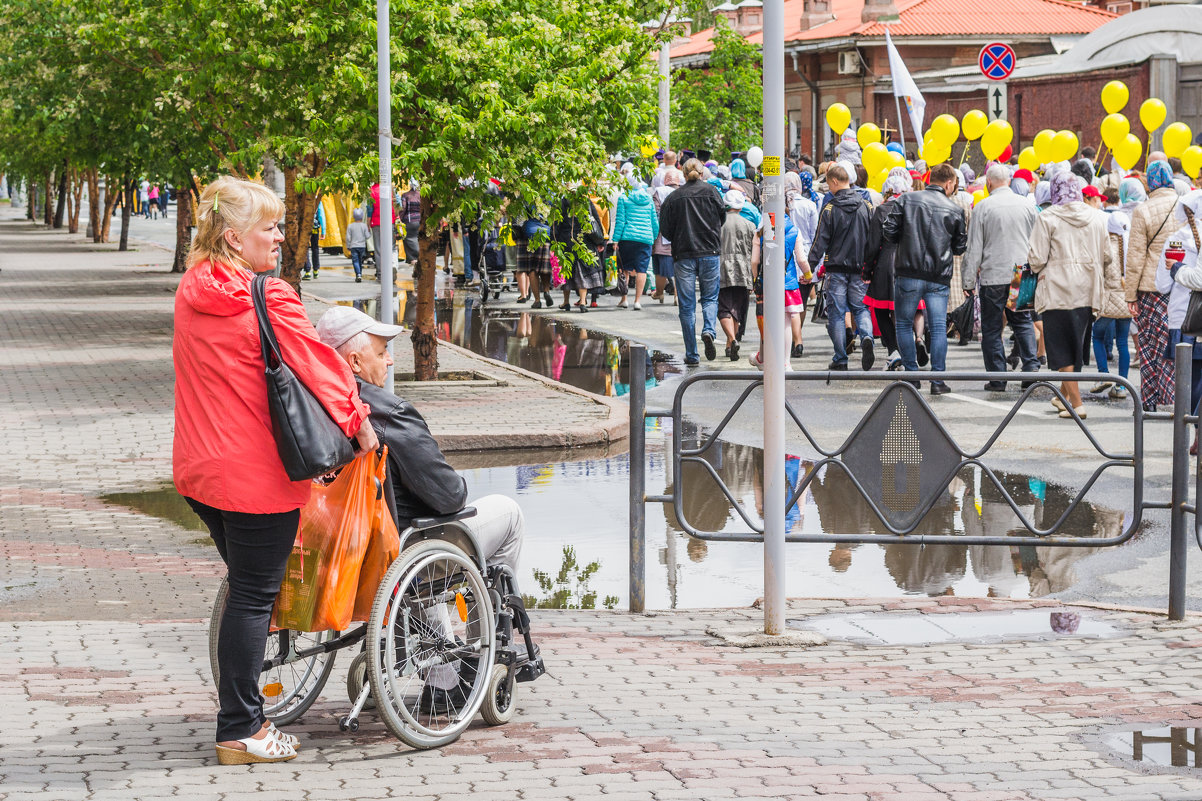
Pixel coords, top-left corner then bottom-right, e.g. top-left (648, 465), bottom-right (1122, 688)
top-left (346, 208), bottom-right (371, 283)
top-left (749, 214), bottom-right (809, 369)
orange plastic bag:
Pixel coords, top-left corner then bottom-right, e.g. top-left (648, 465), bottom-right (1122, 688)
top-left (272, 451), bottom-right (381, 632)
top-left (351, 464), bottom-right (401, 623)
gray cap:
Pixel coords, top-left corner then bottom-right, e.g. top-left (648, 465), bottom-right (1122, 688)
top-left (316, 306), bottom-right (404, 350)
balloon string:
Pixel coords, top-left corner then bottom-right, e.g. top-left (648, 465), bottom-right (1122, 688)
top-left (958, 142), bottom-right (970, 167)
top-left (1093, 144), bottom-right (1107, 178)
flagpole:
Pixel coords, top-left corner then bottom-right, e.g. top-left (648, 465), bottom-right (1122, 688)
top-left (887, 24), bottom-right (907, 154)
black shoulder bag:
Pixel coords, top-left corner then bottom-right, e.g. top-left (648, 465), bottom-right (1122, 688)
top-left (252, 273), bottom-right (356, 480)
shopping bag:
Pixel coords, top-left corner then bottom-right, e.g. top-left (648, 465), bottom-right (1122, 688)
top-left (1006, 263), bottom-right (1037, 311)
top-left (947, 297), bottom-right (976, 345)
top-left (272, 451), bottom-right (381, 633)
top-left (351, 449), bottom-right (401, 622)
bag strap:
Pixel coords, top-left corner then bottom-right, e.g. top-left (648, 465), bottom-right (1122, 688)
top-left (1146, 207), bottom-right (1174, 256)
top-left (251, 273), bottom-right (283, 370)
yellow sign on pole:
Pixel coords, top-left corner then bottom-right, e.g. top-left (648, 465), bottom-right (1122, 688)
top-left (762, 156), bottom-right (781, 176)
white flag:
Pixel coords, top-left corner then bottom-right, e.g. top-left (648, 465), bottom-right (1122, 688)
top-left (886, 29), bottom-right (926, 143)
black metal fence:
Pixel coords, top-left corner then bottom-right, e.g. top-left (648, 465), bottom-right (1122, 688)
top-left (628, 343), bottom-right (1199, 620)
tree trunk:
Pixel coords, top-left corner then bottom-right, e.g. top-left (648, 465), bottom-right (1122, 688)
top-left (119, 176), bottom-right (132, 252)
top-left (280, 155), bottom-right (326, 292)
top-left (68, 168), bottom-right (83, 234)
top-left (412, 190), bottom-right (439, 381)
top-left (26, 179), bottom-right (35, 220)
top-left (42, 171), bottom-right (54, 226)
top-left (101, 174), bottom-right (120, 243)
top-left (173, 181), bottom-right (193, 273)
top-left (53, 161), bottom-right (68, 229)
top-left (86, 169), bottom-right (100, 241)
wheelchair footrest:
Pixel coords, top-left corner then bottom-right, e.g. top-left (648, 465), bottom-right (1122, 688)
top-left (515, 655), bottom-right (545, 683)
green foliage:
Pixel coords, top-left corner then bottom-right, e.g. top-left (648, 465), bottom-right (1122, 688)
top-left (522, 545), bottom-right (619, 610)
top-left (671, 18), bottom-right (762, 158)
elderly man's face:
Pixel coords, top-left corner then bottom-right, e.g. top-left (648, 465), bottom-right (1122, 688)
top-left (345, 333), bottom-right (393, 388)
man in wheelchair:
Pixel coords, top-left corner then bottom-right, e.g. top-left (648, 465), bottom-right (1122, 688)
top-left (317, 307), bottom-right (540, 717)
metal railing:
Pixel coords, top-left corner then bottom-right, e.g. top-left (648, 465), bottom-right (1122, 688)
top-left (628, 343), bottom-right (1199, 620)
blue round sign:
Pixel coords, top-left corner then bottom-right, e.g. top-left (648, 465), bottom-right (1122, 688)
top-left (978, 43), bottom-right (1016, 81)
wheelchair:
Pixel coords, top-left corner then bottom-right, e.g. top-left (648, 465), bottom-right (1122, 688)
top-left (207, 507), bottom-right (544, 750)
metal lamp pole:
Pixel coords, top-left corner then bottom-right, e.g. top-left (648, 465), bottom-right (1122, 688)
top-left (377, 0), bottom-right (397, 390)
top-left (659, 38), bottom-right (671, 149)
top-left (760, 0), bottom-right (787, 635)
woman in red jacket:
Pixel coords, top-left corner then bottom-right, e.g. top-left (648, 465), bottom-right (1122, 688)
top-left (173, 176), bottom-right (377, 764)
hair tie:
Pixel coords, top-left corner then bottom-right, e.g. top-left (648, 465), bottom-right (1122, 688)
top-left (212, 190), bottom-right (220, 214)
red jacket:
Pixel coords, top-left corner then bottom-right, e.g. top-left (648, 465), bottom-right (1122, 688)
top-left (370, 183), bottom-right (397, 227)
top-left (173, 261), bottom-right (370, 513)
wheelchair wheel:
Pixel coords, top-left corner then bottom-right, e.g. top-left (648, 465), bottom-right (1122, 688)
top-left (345, 651), bottom-right (376, 710)
top-left (480, 664), bottom-right (515, 726)
top-left (208, 578), bottom-right (337, 726)
top-left (367, 539), bottom-right (495, 749)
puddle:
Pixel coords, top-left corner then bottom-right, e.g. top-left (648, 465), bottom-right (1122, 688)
top-left (792, 609), bottom-right (1122, 645)
top-left (1103, 727), bottom-right (1202, 769)
top-left (99, 484), bottom-right (207, 531)
top-left (103, 424), bottom-right (1129, 610)
top-left (341, 294), bottom-right (682, 397)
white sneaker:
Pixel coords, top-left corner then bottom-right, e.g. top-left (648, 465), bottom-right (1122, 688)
top-left (749, 351), bottom-right (764, 371)
top-left (886, 351), bottom-right (903, 371)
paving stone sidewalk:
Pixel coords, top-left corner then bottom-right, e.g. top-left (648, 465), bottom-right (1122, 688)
top-left (6, 213), bottom-right (1202, 800)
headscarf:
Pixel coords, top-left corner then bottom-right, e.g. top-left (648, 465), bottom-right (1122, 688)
top-left (1107, 210), bottom-right (1130, 238)
top-left (836, 159), bottom-right (857, 185)
top-left (706, 177), bottom-right (725, 194)
top-left (730, 159), bottom-right (748, 179)
top-left (1009, 177), bottom-right (1031, 197)
top-left (1118, 177), bottom-right (1147, 209)
top-left (800, 171), bottom-right (819, 203)
top-left (739, 202), bottom-right (762, 229)
top-left (1034, 180), bottom-right (1052, 207)
top-left (835, 130), bottom-right (861, 165)
top-left (959, 165), bottom-right (976, 185)
top-left (715, 164), bottom-right (732, 181)
top-left (1174, 189), bottom-right (1202, 225)
top-left (882, 166), bottom-right (912, 198)
top-left (1147, 160), bottom-right (1174, 192)
top-left (663, 168), bottom-right (685, 188)
top-left (1050, 170), bottom-right (1083, 206)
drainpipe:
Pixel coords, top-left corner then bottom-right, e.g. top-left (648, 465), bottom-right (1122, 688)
top-left (791, 52), bottom-right (820, 163)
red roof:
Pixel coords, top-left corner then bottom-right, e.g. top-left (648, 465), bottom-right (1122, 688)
top-left (671, 0), bottom-right (1116, 58)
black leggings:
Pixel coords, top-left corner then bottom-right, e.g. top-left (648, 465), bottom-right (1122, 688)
top-left (185, 498), bottom-right (299, 742)
top-left (873, 308), bottom-right (898, 355)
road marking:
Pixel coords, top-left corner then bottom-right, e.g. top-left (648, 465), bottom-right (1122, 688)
top-left (943, 392), bottom-right (1044, 418)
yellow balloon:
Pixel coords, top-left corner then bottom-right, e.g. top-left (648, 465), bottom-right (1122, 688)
top-left (971, 189), bottom-right (987, 206)
top-left (980, 120), bottom-right (1014, 161)
top-left (1164, 122), bottom-right (1193, 159)
top-left (857, 122), bottom-right (882, 148)
top-left (924, 146), bottom-right (951, 165)
top-left (1100, 114), bottom-right (1129, 149)
top-left (869, 168), bottom-right (889, 193)
top-left (1114, 133), bottom-right (1143, 171)
top-left (931, 114), bottom-right (960, 147)
top-left (1140, 98), bottom-right (1167, 132)
top-left (861, 142), bottom-right (888, 174)
top-left (887, 151), bottom-right (906, 170)
top-left (1183, 146), bottom-right (1202, 180)
top-left (826, 103), bottom-right (851, 134)
top-left (1051, 130), bottom-right (1078, 163)
top-left (1101, 80), bottom-right (1129, 115)
top-left (961, 110), bottom-right (988, 142)
top-left (1018, 147), bottom-right (1040, 172)
top-left (1033, 129), bottom-right (1056, 164)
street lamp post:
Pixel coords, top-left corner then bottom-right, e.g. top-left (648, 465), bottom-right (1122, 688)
top-left (377, 0), bottom-right (397, 390)
top-left (760, 0), bottom-right (786, 635)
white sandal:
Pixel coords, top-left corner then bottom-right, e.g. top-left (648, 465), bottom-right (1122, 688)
top-left (266, 721), bottom-right (298, 749)
top-left (215, 731), bottom-right (297, 765)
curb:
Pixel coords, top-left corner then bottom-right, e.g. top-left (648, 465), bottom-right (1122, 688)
top-left (301, 290), bottom-right (629, 453)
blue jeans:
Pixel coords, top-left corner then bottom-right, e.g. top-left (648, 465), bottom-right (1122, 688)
top-left (350, 247), bottom-right (367, 277)
top-left (1092, 317), bottom-right (1131, 377)
top-left (895, 276), bottom-right (950, 373)
top-left (824, 272), bottom-right (873, 365)
top-left (675, 255), bottom-right (720, 361)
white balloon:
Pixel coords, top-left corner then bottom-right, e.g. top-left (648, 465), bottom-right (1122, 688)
top-left (746, 146), bottom-right (764, 168)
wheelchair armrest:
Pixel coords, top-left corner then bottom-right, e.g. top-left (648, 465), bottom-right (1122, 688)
top-left (409, 507), bottom-right (477, 531)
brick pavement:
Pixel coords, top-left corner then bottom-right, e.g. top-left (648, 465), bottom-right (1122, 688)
top-left (6, 213), bottom-right (1202, 799)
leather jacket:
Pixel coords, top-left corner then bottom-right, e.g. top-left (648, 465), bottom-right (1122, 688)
top-left (881, 185), bottom-right (968, 286)
top-left (807, 188), bottom-right (871, 275)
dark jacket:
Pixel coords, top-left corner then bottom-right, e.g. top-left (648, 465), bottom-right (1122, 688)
top-left (862, 199), bottom-right (900, 303)
top-left (658, 180), bottom-right (724, 260)
top-left (807, 188), bottom-right (871, 275)
top-left (357, 380), bottom-right (468, 531)
top-left (881, 185), bottom-right (968, 286)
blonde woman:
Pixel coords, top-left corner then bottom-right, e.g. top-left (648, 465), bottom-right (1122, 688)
top-left (173, 176), bottom-right (377, 763)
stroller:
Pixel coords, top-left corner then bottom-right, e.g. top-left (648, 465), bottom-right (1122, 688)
top-left (480, 227), bottom-right (516, 301)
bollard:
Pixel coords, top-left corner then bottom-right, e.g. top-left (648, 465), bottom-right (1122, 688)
top-left (628, 345), bottom-right (647, 614)
top-left (1169, 342), bottom-right (1190, 620)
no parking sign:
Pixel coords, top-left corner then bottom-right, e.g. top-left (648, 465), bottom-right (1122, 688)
top-left (978, 42), bottom-right (1016, 81)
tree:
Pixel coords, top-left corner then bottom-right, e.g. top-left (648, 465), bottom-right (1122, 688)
top-left (671, 18), bottom-right (762, 158)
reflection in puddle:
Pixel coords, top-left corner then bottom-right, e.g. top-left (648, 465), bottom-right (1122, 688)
top-left (102, 422), bottom-right (1126, 610)
top-left (100, 483), bottom-right (207, 532)
top-left (1105, 727), bottom-right (1202, 768)
top-left (343, 294), bottom-right (681, 397)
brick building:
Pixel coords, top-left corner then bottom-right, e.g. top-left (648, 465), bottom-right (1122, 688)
top-left (669, 0), bottom-right (1116, 160)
